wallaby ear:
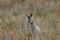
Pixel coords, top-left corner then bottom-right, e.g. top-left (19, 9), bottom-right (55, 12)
top-left (30, 14), bottom-right (32, 17)
top-left (25, 14), bottom-right (29, 17)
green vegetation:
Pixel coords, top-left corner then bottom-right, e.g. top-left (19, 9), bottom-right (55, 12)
top-left (0, 0), bottom-right (60, 40)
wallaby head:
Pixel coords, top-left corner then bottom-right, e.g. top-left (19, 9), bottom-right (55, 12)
top-left (26, 14), bottom-right (33, 23)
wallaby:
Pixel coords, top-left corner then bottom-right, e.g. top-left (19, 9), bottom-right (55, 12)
top-left (25, 14), bottom-right (35, 40)
top-left (26, 14), bottom-right (35, 34)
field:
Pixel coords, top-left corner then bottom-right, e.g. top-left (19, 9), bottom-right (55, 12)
top-left (0, 0), bottom-right (60, 40)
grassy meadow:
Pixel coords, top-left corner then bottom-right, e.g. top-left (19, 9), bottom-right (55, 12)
top-left (0, 0), bottom-right (60, 40)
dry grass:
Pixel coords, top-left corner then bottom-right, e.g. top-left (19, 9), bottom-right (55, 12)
top-left (0, 0), bottom-right (60, 40)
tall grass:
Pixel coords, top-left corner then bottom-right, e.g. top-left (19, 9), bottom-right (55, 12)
top-left (0, 0), bottom-right (60, 40)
